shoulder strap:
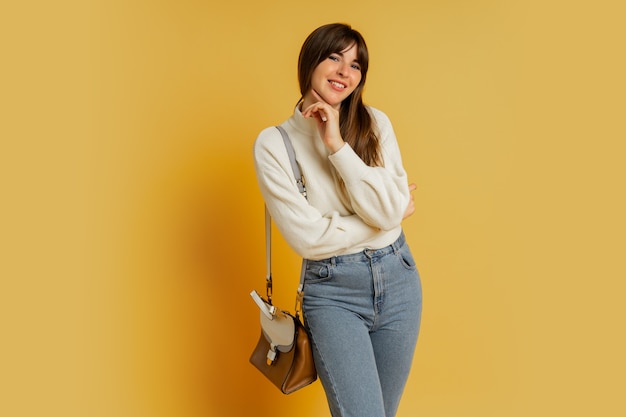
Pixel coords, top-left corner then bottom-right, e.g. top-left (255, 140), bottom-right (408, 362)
top-left (275, 125), bottom-right (306, 198)
top-left (264, 126), bottom-right (308, 318)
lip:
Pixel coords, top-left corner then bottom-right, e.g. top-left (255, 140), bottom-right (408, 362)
top-left (328, 79), bottom-right (347, 91)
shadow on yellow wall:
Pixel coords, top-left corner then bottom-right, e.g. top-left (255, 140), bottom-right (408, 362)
top-left (110, 142), bottom-right (327, 416)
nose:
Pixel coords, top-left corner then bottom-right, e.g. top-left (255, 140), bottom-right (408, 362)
top-left (337, 62), bottom-right (349, 77)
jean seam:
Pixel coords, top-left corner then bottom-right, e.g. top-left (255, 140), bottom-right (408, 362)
top-left (308, 321), bottom-right (345, 417)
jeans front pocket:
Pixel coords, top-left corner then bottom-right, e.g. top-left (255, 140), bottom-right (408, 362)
top-left (396, 244), bottom-right (417, 270)
top-left (304, 260), bottom-right (333, 284)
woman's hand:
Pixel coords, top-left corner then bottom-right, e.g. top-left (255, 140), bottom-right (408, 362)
top-left (403, 183), bottom-right (417, 220)
top-left (301, 89), bottom-right (345, 154)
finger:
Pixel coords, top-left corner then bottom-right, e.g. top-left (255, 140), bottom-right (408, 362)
top-left (408, 183), bottom-right (417, 192)
top-left (302, 101), bottom-right (321, 115)
top-left (303, 103), bottom-right (328, 122)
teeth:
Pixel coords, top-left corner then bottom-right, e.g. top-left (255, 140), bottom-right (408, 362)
top-left (330, 81), bottom-right (345, 89)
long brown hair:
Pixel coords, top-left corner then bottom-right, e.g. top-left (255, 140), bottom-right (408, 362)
top-left (298, 23), bottom-right (382, 167)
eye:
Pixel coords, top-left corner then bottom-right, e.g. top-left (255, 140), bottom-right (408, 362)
top-left (328, 55), bottom-right (340, 62)
top-left (351, 63), bottom-right (361, 71)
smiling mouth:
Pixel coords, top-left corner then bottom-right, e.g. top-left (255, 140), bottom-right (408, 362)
top-left (329, 80), bottom-right (346, 89)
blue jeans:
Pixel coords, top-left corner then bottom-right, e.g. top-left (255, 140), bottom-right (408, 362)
top-left (302, 232), bottom-right (422, 417)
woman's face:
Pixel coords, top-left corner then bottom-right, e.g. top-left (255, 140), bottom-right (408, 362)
top-left (306, 43), bottom-right (362, 110)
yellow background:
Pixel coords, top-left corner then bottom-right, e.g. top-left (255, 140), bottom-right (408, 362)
top-left (2, 1), bottom-right (625, 416)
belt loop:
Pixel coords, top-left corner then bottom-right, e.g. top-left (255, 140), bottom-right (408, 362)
top-left (392, 231), bottom-right (404, 254)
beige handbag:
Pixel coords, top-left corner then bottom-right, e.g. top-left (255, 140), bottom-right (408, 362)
top-left (248, 261), bottom-right (316, 394)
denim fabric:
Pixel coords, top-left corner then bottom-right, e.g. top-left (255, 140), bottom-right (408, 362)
top-left (302, 232), bottom-right (422, 417)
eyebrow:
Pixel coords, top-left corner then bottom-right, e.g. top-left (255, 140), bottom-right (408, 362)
top-left (333, 50), bottom-right (360, 64)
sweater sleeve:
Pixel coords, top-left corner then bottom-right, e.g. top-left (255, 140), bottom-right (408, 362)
top-left (253, 127), bottom-right (379, 260)
top-left (328, 109), bottom-right (410, 230)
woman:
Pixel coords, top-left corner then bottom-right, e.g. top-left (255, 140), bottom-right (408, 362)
top-left (253, 23), bottom-right (422, 417)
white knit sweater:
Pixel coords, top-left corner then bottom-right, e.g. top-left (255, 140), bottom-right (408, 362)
top-left (253, 105), bottom-right (410, 260)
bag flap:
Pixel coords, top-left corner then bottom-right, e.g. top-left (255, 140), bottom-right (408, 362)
top-left (260, 309), bottom-right (295, 351)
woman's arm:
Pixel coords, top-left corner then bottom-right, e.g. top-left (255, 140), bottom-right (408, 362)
top-left (253, 128), bottom-right (379, 260)
top-left (328, 108), bottom-right (411, 230)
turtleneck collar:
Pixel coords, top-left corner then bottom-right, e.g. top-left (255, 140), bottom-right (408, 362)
top-left (287, 104), bottom-right (319, 137)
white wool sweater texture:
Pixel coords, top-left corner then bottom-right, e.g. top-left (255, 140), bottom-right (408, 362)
top-left (253, 106), bottom-right (410, 261)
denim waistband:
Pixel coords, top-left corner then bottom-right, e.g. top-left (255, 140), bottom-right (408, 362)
top-left (307, 231), bottom-right (406, 265)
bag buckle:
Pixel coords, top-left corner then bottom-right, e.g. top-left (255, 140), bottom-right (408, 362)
top-left (295, 288), bottom-right (304, 320)
top-left (266, 275), bottom-right (273, 304)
